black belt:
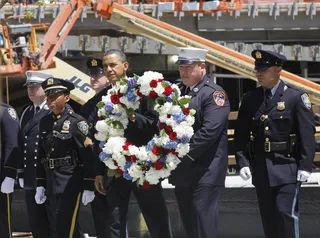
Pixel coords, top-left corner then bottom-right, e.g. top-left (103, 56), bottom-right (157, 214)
top-left (41, 156), bottom-right (73, 170)
top-left (264, 142), bottom-right (288, 152)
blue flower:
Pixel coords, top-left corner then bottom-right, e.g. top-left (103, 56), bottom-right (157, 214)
top-left (146, 140), bottom-right (155, 151)
top-left (124, 161), bottom-right (133, 169)
top-left (166, 96), bottom-right (173, 102)
top-left (99, 152), bottom-right (111, 161)
top-left (115, 113), bottom-right (122, 117)
top-left (172, 112), bottom-right (186, 124)
top-left (165, 140), bottom-right (179, 150)
top-left (180, 135), bottom-right (189, 144)
top-left (127, 90), bottom-right (137, 102)
top-left (99, 142), bottom-right (105, 149)
top-left (123, 171), bottom-right (133, 180)
top-left (146, 161), bottom-right (153, 167)
top-left (104, 102), bottom-right (114, 113)
top-left (128, 78), bottom-right (137, 88)
top-left (160, 155), bottom-right (167, 162)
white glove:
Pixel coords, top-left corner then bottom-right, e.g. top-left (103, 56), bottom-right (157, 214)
top-left (19, 178), bottom-right (24, 188)
top-left (297, 170), bottom-right (311, 182)
top-left (0, 177), bottom-right (15, 194)
top-left (239, 167), bottom-right (252, 181)
top-left (35, 186), bottom-right (47, 204)
top-left (82, 190), bottom-right (95, 205)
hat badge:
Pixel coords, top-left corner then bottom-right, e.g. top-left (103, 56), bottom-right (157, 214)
top-left (277, 101), bottom-right (285, 111)
top-left (47, 78), bottom-right (54, 85)
top-left (91, 59), bottom-right (97, 66)
top-left (255, 51), bottom-right (262, 59)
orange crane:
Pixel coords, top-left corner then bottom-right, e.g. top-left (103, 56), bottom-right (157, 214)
top-left (1, 0), bottom-right (320, 104)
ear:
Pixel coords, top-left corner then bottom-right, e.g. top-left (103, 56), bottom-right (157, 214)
top-left (276, 66), bottom-right (282, 75)
top-left (123, 61), bottom-right (129, 71)
top-left (65, 94), bottom-right (70, 103)
top-left (200, 62), bottom-right (206, 70)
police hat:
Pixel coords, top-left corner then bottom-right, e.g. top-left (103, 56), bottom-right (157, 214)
top-left (252, 50), bottom-right (287, 70)
top-left (175, 47), bottom-right (208, 65)
top-left (24, 71), bottom-right (53, 86)
top-left (41, 77), bottom-right (75, 95)
top-left (86, 58), bottom-right (104, 75)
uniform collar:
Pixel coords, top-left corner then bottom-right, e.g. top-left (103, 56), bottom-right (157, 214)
top-left (263, 80), bottom-right (281, 98)
top-left (52, 107), bottom-right (69, 120)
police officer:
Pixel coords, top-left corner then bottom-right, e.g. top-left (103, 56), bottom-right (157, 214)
top-left (0, 102), bottom-right (21, 238)
top-left (34, 77), bottom-right (96, 238)
top-left (80, 58), bottom-right (122, 238)
top-left (235, 50), bottom-right (315, 238)
top-left (18, 70), bottom-right (54, 238)
top-left (169, 47), bottom-right (230, 238)
top-left (95, 48), bottom-right (173, 238)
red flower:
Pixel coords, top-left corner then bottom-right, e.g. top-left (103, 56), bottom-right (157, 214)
top-left (98, 116), bottom-right (103, 120)
top-left (149, 91), bottom-right (158, 100)
top-left (122, 141), bottom-right (132, 151)
top-left (159, 123), bottom-right (166, 130)
top-left (182, 108), bottom-right (190, 115)
top-left (164, 125), bottom-right (173, 134)
top-left (171, 150), bottom-right (179, 156)
top-left (150, 79), bottom-right (158, 88)
top-left (97, 147), bottom-right (102, 153)
top-left (167, 114), bottom-right (171, 118)
top-left (158, 79), bottom-right (163, 82)
top-left (117, 90), bottom-right (123, 97)
top-left (111, 94), bottom-right (120, 104)
top-left (116, 168), bottom-right (123, 175)
top-left (113, 161), bottom-right (118, 166)
top-left (143, 181), bottom-right (150, 190)
top-left (137, 90), bottom-right (145, 98)
top-left (163, 86), bottom-right (173, 96)
top-left (169, 132), bottom-right (177, 140)
top-left (130, 155), bottom-right (136, 163)
top-left (152, 146), bottom-right (161, 156)
top-left (153, 161), bottom-right (163, 170)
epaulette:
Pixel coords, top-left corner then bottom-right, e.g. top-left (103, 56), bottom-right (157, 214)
top-left (68, 110), bottom-right (85, 121)
top-left (285, 83), bottom-right (304, 93)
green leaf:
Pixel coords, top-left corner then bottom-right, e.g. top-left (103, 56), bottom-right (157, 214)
top-left (114, 173), bottom-right (122, 178)
top-left (161, 82), bottom-right (168, 88)
top-left (112, 121), bottom-right (124, 129)
top-left (179, 97), bottom-right (191, 105)
top-left (96, 101), bottom-right (105, 109)
top-left (107, 169), bottom-right (117, 177)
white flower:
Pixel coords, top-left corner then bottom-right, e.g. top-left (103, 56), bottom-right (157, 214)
top-left (120, 85), bottom-right (128, 94)
top-left (103, 159), bottom-right (117, 170)
top-left (128, 164), bottom-right (144, 181)
top-left (176, 143), bottom-right (190, 157)
top-left (95, 120), bottom-right (109, 133)
top-left (145, 167), bottom-right (160, 185)
top-left (95, 132), bottom-right (107, 142)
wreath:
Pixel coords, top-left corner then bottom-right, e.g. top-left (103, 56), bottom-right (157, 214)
top-left (95, 71), bottom-right (195, 188)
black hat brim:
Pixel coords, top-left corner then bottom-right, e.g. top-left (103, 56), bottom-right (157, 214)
top-left (89, 67), bottom-right (104, 75)
top-left (175, 59), bottom-right (203, 65)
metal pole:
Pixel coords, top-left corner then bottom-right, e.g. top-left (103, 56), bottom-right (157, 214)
top-left (212, 73), bottom-right (249, 79)
top-left (5, 77), bottom-right (9, 104)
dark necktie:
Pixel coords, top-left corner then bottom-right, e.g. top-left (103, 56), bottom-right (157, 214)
top-left (264, 89), bottom-right (272, 107)
top-left (35, 106), bottom-right (40, 115)
top-left (185, 87), bottom-right (190, 95)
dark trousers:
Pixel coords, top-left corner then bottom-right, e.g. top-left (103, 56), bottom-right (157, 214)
top-left (175, 185), bottom-right (220, 238)
top-left (131, 183), bottom-right (173, 238)
top-left (91, 177), bottom-right (172, 238)
top-left (49, 191), bottom-right (83, 238)
top-left (25, 189), bottom-right (54, 238)
top-left (0, 193), bottom-right (12, 238)
top-left (255, 182), bottom-right (301, 238)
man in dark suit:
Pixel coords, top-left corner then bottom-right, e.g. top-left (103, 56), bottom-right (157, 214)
top-left (93, 49), bottom-right (173, 238)
top-left (80, 57), bottom-right (122, 238)
top-left (18, 70), bottom-right (54, 238)
top-left (35, 77), bottom-right (96, 238)
top-left (235, 50), bottom-right (315, 238)
top-left (0, 102), bottom-right (21, 238)
top-left (169, 47), bottom-right (230, 238)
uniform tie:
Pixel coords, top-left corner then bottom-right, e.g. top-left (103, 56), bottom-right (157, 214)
top-left (185, 86), bottom-right (190, 95)
top-left (35, 106), bottom-right (40, 115)
top-left (264, 89), bottom-right (272, 107)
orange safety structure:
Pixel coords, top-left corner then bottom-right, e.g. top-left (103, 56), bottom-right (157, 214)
top-left (1, 0), bottom-right (320, 104)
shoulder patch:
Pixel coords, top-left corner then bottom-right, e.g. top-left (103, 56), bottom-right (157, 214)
top-left (301, 93), bottom-right (312, 110)
top-left (84, 137), bottom-right (93, 147)
top-left (7, 108), bottom-right (17, 120)
top-left (213, 90), bottom-right (226, 106)
top-left (77, 121), bottom-right (89, 135)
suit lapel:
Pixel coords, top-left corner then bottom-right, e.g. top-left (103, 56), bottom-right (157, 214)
top-left (23, 108), bottom-right (50, 134)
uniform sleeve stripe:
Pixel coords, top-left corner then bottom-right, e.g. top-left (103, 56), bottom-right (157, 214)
top-left (4, 166), bottom-right (17, 171)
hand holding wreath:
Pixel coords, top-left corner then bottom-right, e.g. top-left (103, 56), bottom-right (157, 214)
top-left (95, 71), bottom-right (195, 188)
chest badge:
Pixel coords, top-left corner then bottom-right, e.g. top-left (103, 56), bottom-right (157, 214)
top-left (277, 102), bottom-right (285, 111)
top-left (62, 120), bottom-right (70, 133)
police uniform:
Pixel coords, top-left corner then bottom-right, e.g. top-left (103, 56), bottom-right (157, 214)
top-left (80, 58), bottom-right (123, 238)
top-left (169, 48), bottom-right (230, 238)
top-left (235, 50), bottom-right (316, 238)
top-left (36, 77), bottom-right (95, 238)
top-left (0, 103), bottom-right (21, 238)
top-left (18, 70), bottom-right (54, 238)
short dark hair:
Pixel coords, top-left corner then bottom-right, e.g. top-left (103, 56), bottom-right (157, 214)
top-left (104, 49), bottom-right (127, 63)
